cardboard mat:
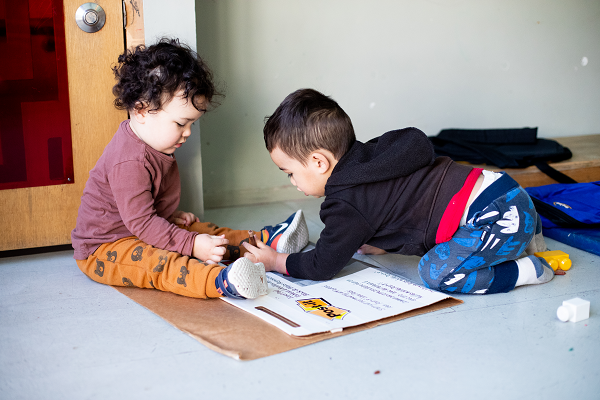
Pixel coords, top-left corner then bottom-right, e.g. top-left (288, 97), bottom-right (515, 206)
top-left (114, 285), bottom-right (462, 360)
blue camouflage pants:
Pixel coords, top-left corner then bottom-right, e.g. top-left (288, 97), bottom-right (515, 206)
top-left (418, 173), bottom-right (541, 294)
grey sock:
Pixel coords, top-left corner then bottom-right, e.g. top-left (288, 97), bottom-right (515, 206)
top-left (515, 256), bottom-right (554, 286)
top-left (534, 257), bottom-right (554, 281)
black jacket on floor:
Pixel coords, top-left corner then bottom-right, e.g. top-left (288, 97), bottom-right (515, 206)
top-left (286, 127), bottom-right (473, 280)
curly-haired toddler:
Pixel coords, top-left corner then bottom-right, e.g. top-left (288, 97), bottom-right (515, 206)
top-left (71, 39), bottom-right (308, 299)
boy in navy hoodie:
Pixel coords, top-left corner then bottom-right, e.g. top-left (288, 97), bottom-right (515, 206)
top-left (243, 88), bottom-right (554, 295)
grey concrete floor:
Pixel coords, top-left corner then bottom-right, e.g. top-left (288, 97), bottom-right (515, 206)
top-left (1, 197), bottom-right (599, 400)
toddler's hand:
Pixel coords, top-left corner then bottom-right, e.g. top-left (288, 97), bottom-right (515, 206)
top-left (242, 235), bottom-right (287, 274)
top-left (193, 234), bottom-right (228, 264)
top-left (169, 210), bottom-right (199, 227)
top-left (356, 244), bottom-right (387, 255)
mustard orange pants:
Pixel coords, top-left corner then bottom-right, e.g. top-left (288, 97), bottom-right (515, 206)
top-left (76, 222), bottom-right (259, 299)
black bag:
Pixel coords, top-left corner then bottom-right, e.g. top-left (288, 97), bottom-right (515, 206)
top-left (429, 127), bottom-right (575, 183)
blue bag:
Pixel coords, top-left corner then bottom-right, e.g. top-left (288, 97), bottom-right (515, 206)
top-left (525, 182), bottom-right (600, 229)
top-left (525, 182), bottom-right (600, 256)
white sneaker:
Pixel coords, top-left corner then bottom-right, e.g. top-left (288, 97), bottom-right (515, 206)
top-left (216, 257), bottom-right (268, 299)
top-left (263, 210), bottom-right (309, 253)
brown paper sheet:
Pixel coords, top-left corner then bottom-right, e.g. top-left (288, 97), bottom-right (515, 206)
top-left (114, 286), bottom-right (462, 360)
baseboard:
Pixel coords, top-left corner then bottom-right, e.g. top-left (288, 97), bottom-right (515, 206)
top-left (203, 185), bottom-right (307, 209)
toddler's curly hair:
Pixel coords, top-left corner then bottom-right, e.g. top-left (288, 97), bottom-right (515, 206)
top-left (112, 38), bottom-right (221, 112)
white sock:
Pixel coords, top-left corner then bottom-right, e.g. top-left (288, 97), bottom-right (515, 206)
top-left (515, 256), bottom-right (554, 287)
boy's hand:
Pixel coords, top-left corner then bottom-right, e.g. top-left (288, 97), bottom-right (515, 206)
top-left (169, 210), bottom-right (199, 227)
top-left (356, 244), bottom-right (387, 255)
top-left (193, 234), bottom-right (228, 264)
top-left (242, 235), bottom-right (289, 275)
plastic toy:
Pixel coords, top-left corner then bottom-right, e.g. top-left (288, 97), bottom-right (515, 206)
top-left (534, 250), bottom-right (572, 271)
top-left (557, 297), bottom-right (590, 322)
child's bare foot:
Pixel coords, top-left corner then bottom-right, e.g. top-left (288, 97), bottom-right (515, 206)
top-left (356, 244), bottom-right (387, 255)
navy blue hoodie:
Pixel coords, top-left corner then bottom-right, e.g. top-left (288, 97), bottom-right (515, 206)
top-left (286, 127), bottom-right (473, 280)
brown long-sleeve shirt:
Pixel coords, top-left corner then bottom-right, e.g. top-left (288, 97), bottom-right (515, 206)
top-left (71, 120), bottom-right (197, 260)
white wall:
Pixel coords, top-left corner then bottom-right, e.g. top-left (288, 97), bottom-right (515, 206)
top-left (144, 0), bottom-right (205, 218)
top-left (196, 0), bottom-right (599, 208)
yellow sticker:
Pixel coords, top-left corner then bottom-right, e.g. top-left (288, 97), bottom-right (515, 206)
top-left (297, 298), bottom-right (331, 311)
top-left (309, 306), bottom-right (349, 321)
top-left (296, 298), bottom-right (349, 320)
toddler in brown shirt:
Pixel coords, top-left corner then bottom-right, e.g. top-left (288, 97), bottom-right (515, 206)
top-left (72, 39), bottom-right (308, 299)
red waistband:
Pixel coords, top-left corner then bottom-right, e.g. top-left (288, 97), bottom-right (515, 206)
top-left (435, 168), bottom-right (483, 244)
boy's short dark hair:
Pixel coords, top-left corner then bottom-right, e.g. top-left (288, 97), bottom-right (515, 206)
top-left (112, 38), bottom-right (222, 112)
top-left (264, 89), bottom-right (356, 164)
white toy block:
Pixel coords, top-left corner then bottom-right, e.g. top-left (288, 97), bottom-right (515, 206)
top-left (556, 297), bottom-right (590, 322)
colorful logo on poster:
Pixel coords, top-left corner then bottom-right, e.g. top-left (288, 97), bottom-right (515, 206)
top-left (296, 298), bottom-right (350, 321)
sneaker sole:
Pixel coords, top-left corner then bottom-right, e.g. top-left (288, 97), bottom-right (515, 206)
top-left (277, 210), bottom-right (309, 253)
top-left (227, 258), bottom-right (268, 299)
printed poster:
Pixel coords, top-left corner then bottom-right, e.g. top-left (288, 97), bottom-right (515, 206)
top-left (222, 259), bottom-right (454, 337)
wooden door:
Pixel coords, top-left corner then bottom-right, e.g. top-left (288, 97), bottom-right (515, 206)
top-left (0, 0), bottom-right (127, 251)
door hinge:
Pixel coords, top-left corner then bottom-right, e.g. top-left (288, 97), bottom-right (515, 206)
top-left (122, 0), bottom-right (127, 29)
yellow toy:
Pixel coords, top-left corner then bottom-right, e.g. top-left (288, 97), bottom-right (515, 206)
top-left (534, 250), bottom-right (572, 271)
